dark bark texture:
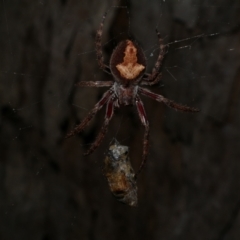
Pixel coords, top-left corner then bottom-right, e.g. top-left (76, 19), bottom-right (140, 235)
top-left (1, 0), bottom-right (240, 239)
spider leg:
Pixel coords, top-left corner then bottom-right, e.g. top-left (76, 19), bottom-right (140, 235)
top-left (75, 81), bottom-right (113, 87)
top-left (65, 89), bottom-right (113, 139)
top-left (135, 96), bottom-right (150, 177)
top-left (96, 11), bottom-right (111, 75)
top-left (84, 96), bottom-right (116, 156)
top-left (139, 87), bottom-right (200, 112)
top-left (145, 29), bottom-right (168, 82)
top-left (140, 73), bottom-right (162, 86)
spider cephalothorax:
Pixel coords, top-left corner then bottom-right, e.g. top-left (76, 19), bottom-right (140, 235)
top-left (66, 11), bottom-right (199, 176)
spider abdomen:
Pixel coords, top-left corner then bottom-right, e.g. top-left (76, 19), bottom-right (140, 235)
top-left (110, 40), bottom-right (146, 85)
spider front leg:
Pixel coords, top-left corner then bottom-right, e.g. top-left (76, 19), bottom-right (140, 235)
top-left (135, 96), bottom-right (150, 177)
top-left (139, 87), bottom-right (200, 112)
top-left (84, 96), bottom-right (116, 156)
top-left (65, 89), bottom-right (113, 139)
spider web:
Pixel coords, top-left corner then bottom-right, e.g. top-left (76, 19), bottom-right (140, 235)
top-left (0, 0), bottom-right (240, 239)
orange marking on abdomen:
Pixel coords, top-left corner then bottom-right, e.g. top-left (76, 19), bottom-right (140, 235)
top-left (116, 40), bottom-right (145, 80)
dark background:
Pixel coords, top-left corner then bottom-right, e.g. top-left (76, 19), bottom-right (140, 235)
top-left (1, 0), bottom-right (240, 239)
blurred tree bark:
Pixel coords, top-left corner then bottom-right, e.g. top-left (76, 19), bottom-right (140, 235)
top-left (0, 0), bottom-right (240, 240)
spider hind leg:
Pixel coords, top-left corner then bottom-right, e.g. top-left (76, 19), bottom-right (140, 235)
top-left (144, 29), bottom-right (168, 83)
top-left (95, 11), bottom-right (111, 74)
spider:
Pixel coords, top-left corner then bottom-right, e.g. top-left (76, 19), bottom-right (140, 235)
top-left (66, 11), bottom-right (199, 175)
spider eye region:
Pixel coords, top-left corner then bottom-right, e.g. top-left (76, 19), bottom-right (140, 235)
top-left (110, 40), bottom-right (146, 82)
